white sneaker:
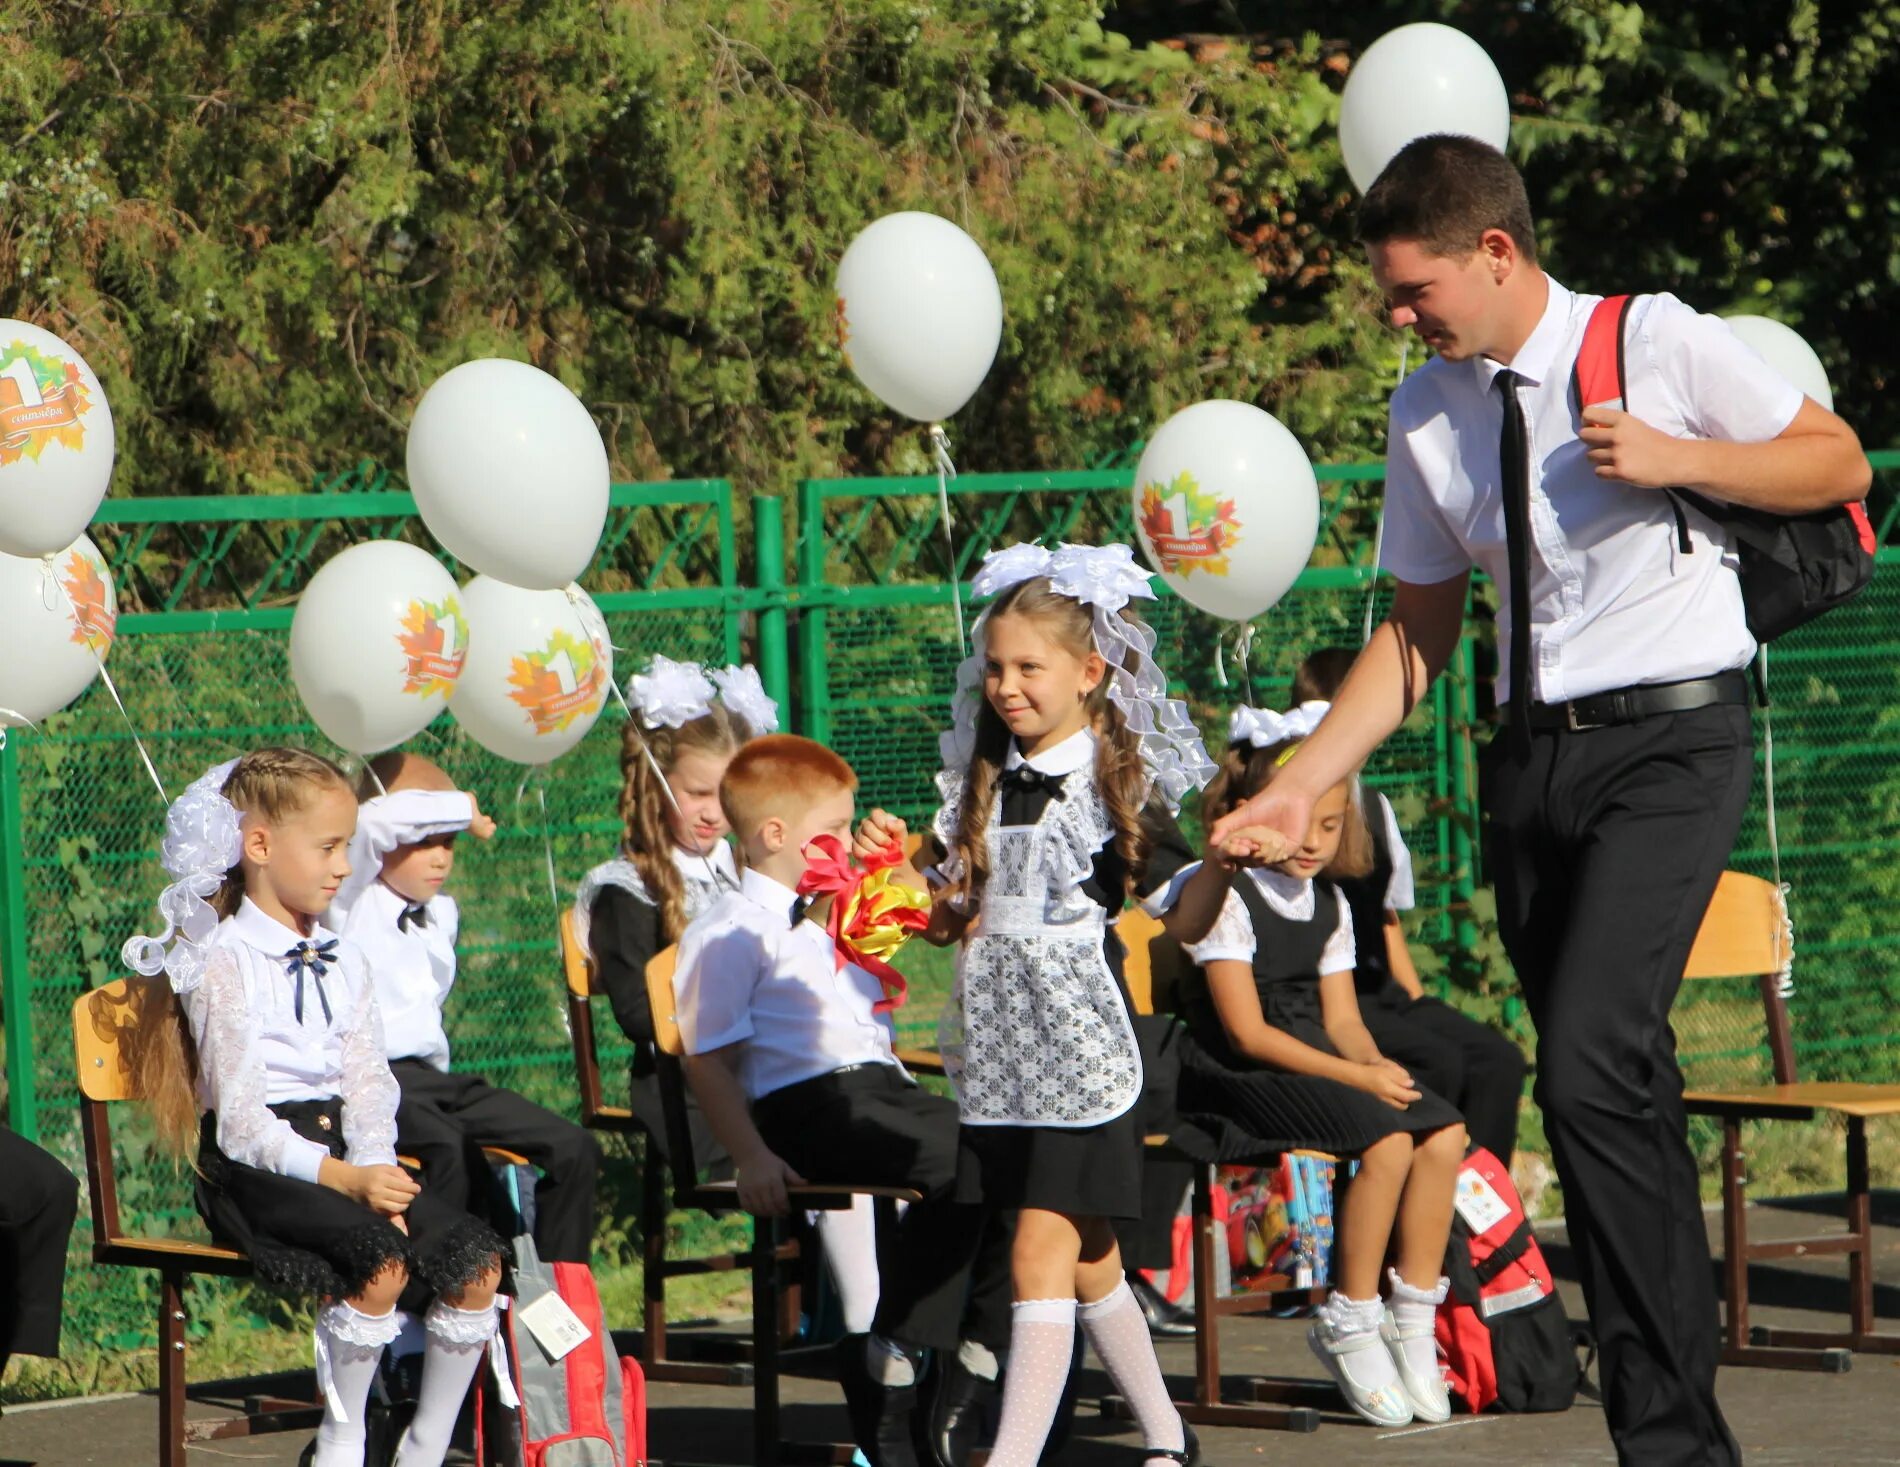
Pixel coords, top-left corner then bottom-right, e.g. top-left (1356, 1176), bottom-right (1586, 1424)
top-left (1307, 1316), bottom-right (1414, 1427)
top-left (1380, 1307), bottom-right (1451, 1423)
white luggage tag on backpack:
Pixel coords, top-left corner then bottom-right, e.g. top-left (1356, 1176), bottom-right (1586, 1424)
top-left (517, 1290), bottom-right (592, 1362)
top-left (1453, 1168), bottom-right (1512, 1236)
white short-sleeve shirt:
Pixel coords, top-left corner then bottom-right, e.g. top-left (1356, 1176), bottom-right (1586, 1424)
top-left (1183, 870), bottom-right (1356, 977)
top-left (1378, 277), bottom-right (1805, 704)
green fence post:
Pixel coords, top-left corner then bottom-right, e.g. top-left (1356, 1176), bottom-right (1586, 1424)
top-left (753, 496), bottom-right (791, 715)
top-left (0, 735), bottom-right (37, 1140)
top-left (717, 480), bottom-right (741, 665)
top-left (794, 480), bottom-right (831, 747)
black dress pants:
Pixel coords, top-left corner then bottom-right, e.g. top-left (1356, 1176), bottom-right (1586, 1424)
top-left (0, 1128), bottom-right (80, 1363)
top-left (753, 1065), bottom-right (994, 1354)
top-left (392, 1060), bottom-right (601, 1264)
top-left (1359, 984), bottom-right (1528, 1166)
top-left (1481, 704), bottom-right (1751, 1467)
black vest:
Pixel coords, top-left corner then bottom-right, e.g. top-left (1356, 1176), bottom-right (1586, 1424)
top-left (1334, 791), bottom-right (1395, 998)
top-left (1184, 876), bottom-right (1339, 1066)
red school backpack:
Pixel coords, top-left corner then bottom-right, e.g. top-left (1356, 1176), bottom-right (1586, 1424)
top-left (476, 1232), bottom-right (648, 1466)
top-left (1435, 1148), bottom-right (1578, 1414)
top-left (1573, 293), bottom-right (1875, 648)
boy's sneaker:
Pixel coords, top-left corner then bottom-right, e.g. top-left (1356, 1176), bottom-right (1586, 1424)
top-left (1307, 1314), bottom-right (1414, 1427)
top-left (1380, 1307), bottom-right (1452, 1423)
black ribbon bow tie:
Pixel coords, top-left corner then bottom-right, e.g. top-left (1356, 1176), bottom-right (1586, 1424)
top-left (790, 896), bottom-right (812, 929)
top-left (397, 903), bottom-right (430, 933)
top-left (1000, 765), bottom-right (1068, 799)
top-left (282, 939), bottom-right (339, 1025)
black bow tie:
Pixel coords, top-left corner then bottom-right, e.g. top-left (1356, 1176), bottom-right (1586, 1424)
top-left (398, 903), bottom-right (430, 933)
top-left (1001, 765), bottom-right (1068, 799)
top-left (790, 896), bottom-right (812, 929)
top-left (282, 939), bottom-right (339, 1025)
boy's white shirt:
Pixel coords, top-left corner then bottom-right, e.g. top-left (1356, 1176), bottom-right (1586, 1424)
top-left (325, 788), bottom-right (474, 1071)
top-left (672, 865), bottom-right (906, 1103)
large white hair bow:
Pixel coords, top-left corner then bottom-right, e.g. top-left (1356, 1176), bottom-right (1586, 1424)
top-left (1229, 700), bottom-right (1330, 749)
top-left (627, 655), bottom-right (716, 730)
top-left (967, 541), bottom-right (1157, 614)
top-left (710, 663), bottom-right (780, 734)
top-left (122, 757), bottom-right (243, 993)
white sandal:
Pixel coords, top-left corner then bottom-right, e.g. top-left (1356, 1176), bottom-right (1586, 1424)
top-left (1307, 1316), bottom-right (1415, 1427)
top-left (1380, 1307), bottom-right (1452, 1423)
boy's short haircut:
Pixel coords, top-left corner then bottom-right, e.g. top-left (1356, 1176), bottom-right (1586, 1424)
top-left (1357, 133), bottom-right (1538, 265)
top-left (355, 750), bottom-right (456, 802)
top-left (1293, 647), bottom-right (1358, 705)
top-left (721, 735), bottom-right (858, 835)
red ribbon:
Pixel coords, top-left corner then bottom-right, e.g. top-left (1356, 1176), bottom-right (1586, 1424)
top-left (795, 834), bottom-right (925, 1013)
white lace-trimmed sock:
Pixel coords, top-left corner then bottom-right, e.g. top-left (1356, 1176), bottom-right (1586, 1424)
top-left (1077, 1281), bottom-right (1186, 1464)
top-left (393, 1300), bottom-right (499, 1467)
top-left (313, 1301), bottom-right (403, 1467)
top-left (986, 1299), bottom-right (1077, 1467)
top-left (1386, 1269), bottom-right (1450, 1379)
top-left (817, 1196), bottom-right (882, 1336)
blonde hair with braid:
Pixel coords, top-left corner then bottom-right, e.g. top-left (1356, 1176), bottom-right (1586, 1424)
top-left (617, 707), bottom-right (751, 943)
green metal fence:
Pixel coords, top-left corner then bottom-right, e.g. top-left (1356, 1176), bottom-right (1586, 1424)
top-left (2, 457), bottom-right (1896, 1351)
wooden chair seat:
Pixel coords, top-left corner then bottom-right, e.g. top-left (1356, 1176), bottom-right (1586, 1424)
top-left (1684, 1082), bottom-right (1900, 1121)
top-left (892, 1044), bottom-right (945, 1077)
top-left (92, 1234), bottom-right (252, 1272)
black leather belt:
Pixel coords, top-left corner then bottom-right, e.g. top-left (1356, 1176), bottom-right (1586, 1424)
top-left (1525, 670), bottom-right (1750, 732)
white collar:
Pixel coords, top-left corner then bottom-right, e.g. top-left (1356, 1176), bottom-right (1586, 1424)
top-left (1004, 725), bottom-right (1096, 777)
top-left (1475, 274), bottom-right (1571, 391)
top-left (1255, 868), bottom-right (1314, 903)
top-left (231, 895), bottom-right (334, 955)
top-left (674, 840), bottom-right (738, 886)
top-left (738, 866), bottom-right (803, 926)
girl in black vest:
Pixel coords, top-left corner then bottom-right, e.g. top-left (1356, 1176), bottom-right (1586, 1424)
top-left (1178, 703), bottom-right (1465, 1430)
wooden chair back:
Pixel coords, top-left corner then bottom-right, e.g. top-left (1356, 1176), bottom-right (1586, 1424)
top-left (71, 979), bottom-right (165, 1250)
top-left (644, 944), bottom-right (704, 1205)
top-left (1116, 906), bottom-right (1192, 1018)
top-left (1681, 871), bottom-right (1797, 1085)
top-left (560, 907), bottom-right (597, 998)
top-left (559, 906), bottom-right (621, 1127)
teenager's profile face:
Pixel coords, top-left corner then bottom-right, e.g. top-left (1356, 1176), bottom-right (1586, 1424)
top-left (665, 747), bottom-right (733, 856)
top-left (982, 610), bottom-right (1105, 754)
top-left (1275, 777), bottom-right (1351, 881)
top-left (1368, 233), bottom-right (1510, 362)
top-left (245, 783), bottom-right (358, 923)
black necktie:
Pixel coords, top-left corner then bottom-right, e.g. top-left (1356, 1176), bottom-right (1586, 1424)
top-left (282, 939), bottom-right (338, 1025)
top-left (1496, 369), bottom-right (1534, 758)
top-left (1000, 765), bottom-right (1068, 800)
top-left (398, 903), bottom-right (430, 933)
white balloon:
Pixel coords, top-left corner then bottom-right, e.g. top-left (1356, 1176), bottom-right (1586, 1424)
top-left (1132, 401), bottom-right (1319, 623)
top-left (835, 212), bottom-right (1003, 422)
top-left (0, 535), bottom-right (116, 727)
top-left (0, 321), bottom-right (116, 558)
top-left (451, 576), bottom-right (613, 765)
top-left (289, 541), bottom-right (467, 755)
top-left (1339, 24), bottom-right (1511, 193)
top-left (1723, 315), bottom-right (1834, 412)
top-left (406, 359), bottom-right (610, 590)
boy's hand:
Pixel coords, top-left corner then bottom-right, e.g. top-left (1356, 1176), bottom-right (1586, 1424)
top-left (853, 809), bottom-right (908, 864)
top-left (735, 1147), bottom-right (808, 1217)
top-left (465, 792), bottom-right (497, 840)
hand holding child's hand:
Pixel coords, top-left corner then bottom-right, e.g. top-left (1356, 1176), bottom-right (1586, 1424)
top-left (853, 809), bottom-right (908, 864)
top-left (465, 793), bottom-right (498, 841)
top-left (736, 1148), bottom-right (808, 1218)
top-left (1217, 825), bottom-right (1297, 868)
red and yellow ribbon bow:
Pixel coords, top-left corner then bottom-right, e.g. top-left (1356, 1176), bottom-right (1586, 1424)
top-left (796, 834), bottom-right (929, 1013)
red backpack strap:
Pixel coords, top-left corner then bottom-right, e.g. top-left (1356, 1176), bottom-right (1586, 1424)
top-left (1572, 294), bottom-right (1634, 412)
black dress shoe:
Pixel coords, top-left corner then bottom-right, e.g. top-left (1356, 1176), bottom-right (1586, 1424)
top-left (1147, 1423), bottom-right (1202, 1465)
top-left (835, 1334), bottom-right (923, 1467)
top-left (1129, 1275), bottom-right (1197, 1339)
top-left (927, 1354), bottom-right (1001, 1466)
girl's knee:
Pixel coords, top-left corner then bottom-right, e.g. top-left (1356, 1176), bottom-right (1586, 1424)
top-left (1422, 1123), bottom-right (1468, 1162)
top-left (444, 1258), bottom-right (503, 1311)
top-left (353, 1259), bottom-right (408, 1313)
top-left (1359, 1132), bottom-right (1414, 1171)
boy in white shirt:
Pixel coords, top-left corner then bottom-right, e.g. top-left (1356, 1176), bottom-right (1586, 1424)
top-left (675, 734), bottom-right (1007, 1467)
top-left (330, 752), bottom-right (600, 1264)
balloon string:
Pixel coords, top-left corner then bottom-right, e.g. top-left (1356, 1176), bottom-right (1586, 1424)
top-left (606, 675), bottom-right (726, 893)
top-left (929, 424), bottom-right (968, 657)
top-left (39, 557), bottom-right (169, 805)
top-left (1210, 623), bottom-right (1255, 693)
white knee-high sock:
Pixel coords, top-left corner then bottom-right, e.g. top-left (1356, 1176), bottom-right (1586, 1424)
top-left (817, 1194), bottom-right (881, 1335)
top-left (1078, 1281), bottom-right (1186, 1463)
top-left (394, 1300), bottom-right (498, 1467)
top-left (313, 1301), bottom-right (403, 1467)
top-left (986, 1299), bottom-right (1077, 1467)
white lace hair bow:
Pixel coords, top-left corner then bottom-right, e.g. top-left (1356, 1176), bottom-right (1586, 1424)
top-left (627, 654), bottom-right (717, 729)
top-left (1230, 700), bottom-right (1330, 749)
top-left (943, 541), bottom-right (1216, 813)
top-left (710, 663), bottom-right (780, 734)
top-left (122, 757), bottom-right (243, 994)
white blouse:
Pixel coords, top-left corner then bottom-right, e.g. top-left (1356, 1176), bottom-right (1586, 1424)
top-left (1184, 869), bottom-right (1356, 977)
top-left (183, 898), bottom-right (400, 1184)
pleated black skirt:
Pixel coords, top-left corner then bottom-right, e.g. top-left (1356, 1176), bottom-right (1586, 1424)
top-left (195, 1098), bottom-right (505, 1308)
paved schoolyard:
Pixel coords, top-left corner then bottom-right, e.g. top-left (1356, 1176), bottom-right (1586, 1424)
top-left (5, 1193), bottom-right (1897, 1466)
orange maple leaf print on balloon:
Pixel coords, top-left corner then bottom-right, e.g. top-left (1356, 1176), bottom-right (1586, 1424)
top-left (0, 344), bottom-right (93, 467)
top-left (397, 596), bottom-right (467, 698)
top-left (61, 549), bottom-right (115, 656)
top-left (506, 628), bottom-right (605, 735)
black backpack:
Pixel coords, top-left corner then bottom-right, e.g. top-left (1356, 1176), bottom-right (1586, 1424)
top-left (1572, 293), bottom-right (1876, 645)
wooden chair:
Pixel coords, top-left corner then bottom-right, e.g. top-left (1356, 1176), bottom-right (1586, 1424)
top-left (73, 979), bottom-right (325, 1467)
top-left (559, 905), bottom-right (759, 1387)
top-left (1109, 909), bottom-right (1330, 1434)
top-left (1680, 870), bottom-right (1900, 1370)
top-left (646, 943), bottom-right (923, 1466)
